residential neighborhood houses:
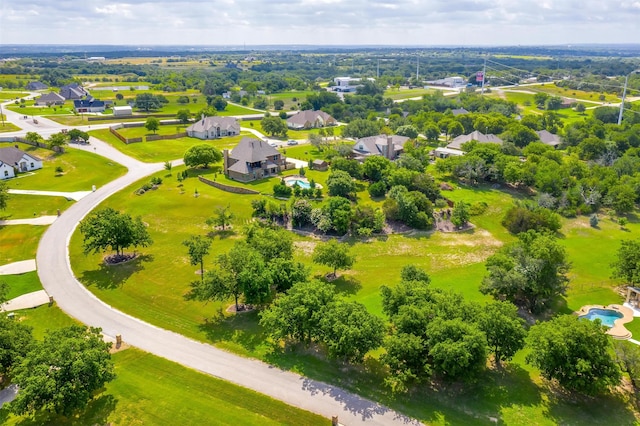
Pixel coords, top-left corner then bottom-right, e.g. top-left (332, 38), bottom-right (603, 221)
top-left (186, 116), bottom-right (240, 139)
top-left (0, 146), bottom-right (43, 179)
top-left (286, 110), bottom-right (336, 129)
top-left (35, 92), bottom-right (65, 106)
top-left (74, 98), bottom-right (106, 113)
top-left (223, 137), bottom-right (287, 182)
top-left (446, 130), bottom-right (504, 150)
top-left (352, 134), bottom-right (410, 161)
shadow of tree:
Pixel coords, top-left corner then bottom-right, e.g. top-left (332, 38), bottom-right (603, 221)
top-left (197, 310), bottom-right (268, 354)
top-left (79, 254), bottom-right (154, 290)
top-left (545, 385), bottom-right (637, 425)
top-left (327, 275), bottom-right (362, 295)
top-left (10, 394), bottom-right (117, 426)
top-left (207, 229), bottom-right (236, 240)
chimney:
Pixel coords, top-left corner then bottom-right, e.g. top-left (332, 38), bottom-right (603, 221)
top-left (223, 149), bottom-right (229, 175)
top-left (387, 136), bottom-right (394, 160)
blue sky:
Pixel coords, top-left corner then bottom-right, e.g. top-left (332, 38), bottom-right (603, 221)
top-left (1, 0), bottom-right (640, 45)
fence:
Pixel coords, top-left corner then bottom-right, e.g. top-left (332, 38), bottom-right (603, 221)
top-left (146, 132), bottom-right (187, 142)
top-left (198, 176), bottom-right (260, 195)
top-left (0, 137), bottom-right (63, 152)
top-left (88, 113), bottom-right (176, 122)
top-left (109, 125), bottom-right (142, 144)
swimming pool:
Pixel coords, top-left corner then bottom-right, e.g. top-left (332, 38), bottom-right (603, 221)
top-left (287, 179), bottom-right (311, 189)
top-left (579, 308), bottom-right (623, 328)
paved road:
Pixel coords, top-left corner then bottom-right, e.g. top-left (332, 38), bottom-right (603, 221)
top-left (0, 259), bottom-right (37, 275)
top-left (0, 215), bottom-right (57, 226)
top-left (2, 290), bottom-right (50, 312)
top-left (12, 117), bottom-right (422, 423)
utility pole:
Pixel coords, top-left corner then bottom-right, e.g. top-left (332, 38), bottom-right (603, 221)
top-left (618, 70), bottom-right (640, 125)
top-left (481, 57), bottom-right (487, 95)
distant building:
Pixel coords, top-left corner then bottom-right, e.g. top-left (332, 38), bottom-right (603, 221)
top-left (223, 137), bottom-right (287, 182)
top-left (26, 81), bottom-right (48, 91)
top-left (447, 131), bottom-right (503, 150)
top-left (451, 108), bottom-right (469, 116)
top-left (426, 76), bottom-right (466, 88)
top-left (186, 116), bottom-right (240, 140)
top-left (86, 56), bottom-right (106, 62)
top-left (0, 147), bottom-right (43, 179)
top-left (432, 147), bottom-right (465, 159)
top-left (536, 130), bottom-right (562, 148)
top-left (113, 106), bottom-right (133, 116)
top-left (60, 83), bottom-right (88, 100)
top-left (352, 134), bottom-right (410, 161)
top-left (286, 110), bottom-right (336, 130)
top-left (311, 159), bottom-right (328, 171)
top-left (333, 77), bottom-right (373, 93)
top-left (35, 92), bottom-right (65, 106)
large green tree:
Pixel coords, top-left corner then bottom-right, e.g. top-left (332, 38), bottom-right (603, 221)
top-left (135, 93), bottom-right (162, 111)
top-left (183, 144), bottom-right (222, 168)
top-left (79, 207), bottom-right (153, 258)
top-left (206, 205), bottom-right (234, 231)
top-left (261, 116), bottom-right (288, 137)
top-left (145, 117), bottom-right (160, 134)
top-left (10, 326), bottom-right (115, 416)
top-left (477, 301), bottom-right (527, 366)
top-left (326, 169), bottom-right (356, 198)
top-left (0, 313), bottom-right (33, 377)
top-left (47, 132), bottom-right (69, 150)
top-left (526, 315), bottom-right (621, 395)
top-left (312, 239), bottom-right (355, 278)
top-left (611, 239), bottom-right (640, 284)
top-left (182, 235), bottom-right (212, 281)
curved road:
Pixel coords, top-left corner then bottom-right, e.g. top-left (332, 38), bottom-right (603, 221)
top-left (6, 102), bottom-right (422, 424)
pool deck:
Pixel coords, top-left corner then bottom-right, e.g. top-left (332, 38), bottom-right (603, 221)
top-left (575, 304), bottom-right (633, 340)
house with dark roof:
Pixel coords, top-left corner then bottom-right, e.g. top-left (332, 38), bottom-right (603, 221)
top-left (0, 147), bottom-right (43, 179)
top-left (536, 130), bottom-right (562, 148)
top-left (223, 137), bottom-right (287, 182)
top-left (446, 130), bottom-right (503, 150)
top-left (451, 108), bottom-right (469, 116)
top-left (26, 81), bottom-right (48, 91)
top-left (35, 92), bottom-right (65, 106)
top-left (186, 116), bottom-right (240, 140)
top-left (60, 83), bottom-right (88, 100)
top-left (73, 98), bottom-right (106, 113)
top-left (286, 110), bottom-right (336, 130)
top-left (352, 134), bottom-right (410, 161)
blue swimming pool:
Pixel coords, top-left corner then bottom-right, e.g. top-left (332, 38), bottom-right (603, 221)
top-left (579, 308), bottom-right (623, 328)
top-left (286, 179), bottom-right (311, 189)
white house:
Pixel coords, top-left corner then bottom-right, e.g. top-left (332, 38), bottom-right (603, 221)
top-left (186, 116), bottom-right (240, 140)
top-left (113, 106), bottom-right (133, 116)
top-left (0, 147), bottom-right (43, 179)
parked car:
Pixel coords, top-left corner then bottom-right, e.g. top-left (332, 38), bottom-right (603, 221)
top-left (268, 142), bottom-right (277, 147)
top-left (287, 140), bottom-right (298, 145)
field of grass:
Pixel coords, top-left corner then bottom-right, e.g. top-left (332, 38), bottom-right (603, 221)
top-left (242, 119), bottom-right (342, 141)
top-left (66, 163), bottom-right (640, 424)
top-left (4, 143), bottom-right (127, 192)
top-left (89, 129), bottom-right (250, 163)
top-left (509, 84), bottom-right (619, 103)
top-left (0, 225), bottom-right (45, 265)
top-left (0, 305), bottom-right (326, 425)
top-left (6, 103), bottom-right (76, 116)
top-left (1, 271), bottom-right (43, 300)
top-left (0, 122), bottom-right (21, 133)
top-left (496, 91), bottom-right (594, 124)
top-left (268, 90), bottom-right (315, 110)
top-left (0, 92), bottom-right (29, 100)
top-left (384, 87), bottom-right (438, 100)
top-left (2, 194), bottom-right (72, 219)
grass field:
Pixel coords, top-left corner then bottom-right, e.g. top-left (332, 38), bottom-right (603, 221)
top-left (242, 119), bottom-right (342, 141)
top-left (508, 84), bottom-right (619, 103)
top-left (0, 92), bottom-right (29, 100)
top-left (66, 163), bottom-right (639, 424)
top-left (1, 271), bottom-right (43, 300)
top-left (494, 91), bottom-right (594, 124)
top-left (4, 143), bottom-right (127, 192)
top-left (384, 87), bottom-right (438, 100)
top-left (0, 305), bottom-right (326, 425)
top-left (0, 122), bottom-right (21, 133)
top-left (6, 103), bottom-right (76, 116)
top-left (89, 129), bottom-right (250, 163)
top-left (0, 225), bottom-right (45, 265)
top-left (268, 90), bottom-right (316, 110)
top-left (2, 194), bottom-right (72, 219)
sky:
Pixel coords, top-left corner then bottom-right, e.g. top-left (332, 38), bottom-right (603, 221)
top-left (1, 0), bottom-right (640, 46)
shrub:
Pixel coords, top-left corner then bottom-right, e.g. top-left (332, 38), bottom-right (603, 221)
top-left (502, 205), bottom-right (561, 234)
top-left (273, 181), bottom-right (293, 197)
top-left (368, 181), bottom-right (387, 198)
top-left (468, 201), bottom-right (488, 216)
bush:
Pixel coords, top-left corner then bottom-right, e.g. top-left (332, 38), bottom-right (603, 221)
top-left (273, 181), bottom-right (293, 197)
top-left (589, 214), bottom-right (599, 227)
top-left (150, 176), bottom-right (163, 185)
top-left (368, 181), bottom-right (387, 198)
top-left (468, 201), bottom-right (488, 216)
top-left (502, 205), bottom-right (561, 234)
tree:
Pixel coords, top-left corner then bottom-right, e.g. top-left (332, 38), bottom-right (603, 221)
top-left (79, 207), bottom-right (153, 258)
top-left (115, 93), bottom-right (124, 101)
top-left (268, 257), bottom-right (309, 293)
top-left (501, 205), bottom-right (561, 234)
top-left (362, 155), bottom-right (391, 182)
top-left (145, 117), bottom-right (160, 134)
top-left (186, 242), bottom-right (271, 311)
top-left (545, 96), bottom-right (563, 110)
top-left (273, 99), bottom-right (285, 110)
top-left (206, 204), bottom-right (234, 231)
top-left (260, 280), bottom-right (336, 344)
top-left (382, 332), bottom-right (429, 393)
top-left (135, 93), bottom-right (161, 111)
top-left (331, 157), bottom-right (362, 179)
top-left (426, 318), bottom-right (488, 380)
top-left (67, 128), bottom-right (89, 142)
top-left (451, 200), bottom-right (470, 228)
top-left (481, 231), bottom-right (569, 312)
top-left (533, 93), bottom-right (550, 109)
top-left (0, 312), bottom-right (33, 377)
top-left (10, 326), bottom-right (115, 416)
top-left (612, 239), bottom-right (640, 285)
top-left (341, 119), bottom-right (380, 139)
top-left (526, 315), bottom-right (621, 394)
top-left (182, 235), bottom-right (211, 281)
top-left (177, 109), bottom-right (191, 124)
top-left (183, 144), bottom-right (222, 168)
top-left (327, 170), bottom-right (355, 198)
top-left (261, 116), bottom-right (288, 137)
top-left (395, 125), bottom-right (419, 139)
top-left (424, 123), bottom-right (440, 141)
top-left (477, 301), bottom-right (526, 366)
top-left (575, 103), bottom-right (586, 113)
top-left (319, 300), bottom-right (385, 363)
top-left (312, 239), bottom-right (355, 278)
top-left (208, 95), bottom-right (227, 111)
top-left (0, 181), bottom-right (8, 211)
top-left (47, 132), bottom-right (68, 150)
top-left (447, 121), bottom-right (464, 139)
top-left (24, 132), bottom-right (42, 144)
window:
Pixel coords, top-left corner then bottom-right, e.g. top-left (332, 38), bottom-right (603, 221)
top-left (30, 162), bottom-right (34, 168)
top-left (3, 170), bottom-right (7, 177)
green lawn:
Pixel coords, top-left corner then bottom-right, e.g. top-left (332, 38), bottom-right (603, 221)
top-left (509, 84), bottom-right (619, 103)
top-left (268, 90), bottom-right (315, 110)
top-left (1, 306), bottom-right (326, 425)
top-left (0, 92), bottom-right (29, 100)
top-left (6, 103), bottom-right (76, 116)
top-left (496, 91), bottom-right (594, 124)
top-left (0, 122), bottom-right (21, 133)
top-left (0, 225), bottom-right (45, 265)
top-left (4, 143), bottom-right (127, 192)
top-left (242, 119), bottom-right (342, 141)
top-left (1, 271), bottom-right (43, 300)
top-left (89, 129), bottom-right (250, 163)
top-left (2, 194), bottom-right (72, 219)
top-left (384, 87), bottom-right (438, 100)
top-left (66, 165), bottom-right (640, 424)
